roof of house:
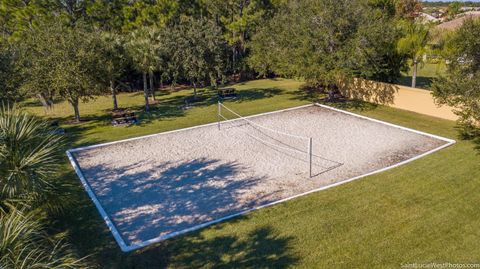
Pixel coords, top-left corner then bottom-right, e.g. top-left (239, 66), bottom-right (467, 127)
top-left (434, 12), bottom-right (480, 31)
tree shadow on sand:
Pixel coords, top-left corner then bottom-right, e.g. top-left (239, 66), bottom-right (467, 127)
top-left (65, 155), bottom-right (300, 268)
top-left (74, 156), bottom-right (278, 246)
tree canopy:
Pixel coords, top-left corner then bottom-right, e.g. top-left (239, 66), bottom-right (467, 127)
top-left (395, 0), bottom-right (422, 21)
top-left (126, 26), bottom-right (163, 110)
top-left (20, 22), bottom-right (109, 121)
top-left (431, 18), bottom-right (480, 130)
top-left (0, 44), bottom-right (22, 103)
top-left (248, 0), bottom-right (405, 97)
top-left (172, 17), bottom-right (227, 97)
top-left (397, 20), bottom-right (430, 88)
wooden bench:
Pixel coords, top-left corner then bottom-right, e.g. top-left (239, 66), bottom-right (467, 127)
top-left (218, 88), bottom-right (237, 99)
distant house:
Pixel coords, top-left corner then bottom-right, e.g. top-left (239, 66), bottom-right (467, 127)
top-left (434, 11), bottom-right (480, 31)
top-left (462, 11), bottom-right (480, 17)
top-left (419, 12), bottom-right (441, 23)
top-left (460, 7), bottom-right (480, 12)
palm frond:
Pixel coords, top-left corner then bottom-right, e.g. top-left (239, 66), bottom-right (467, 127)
top-left (0, 105), bottom-right (64, 207)
top-left (0, 208), bottom-right (91, 269)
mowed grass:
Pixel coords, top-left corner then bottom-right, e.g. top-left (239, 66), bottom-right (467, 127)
top-left (398, 62), bottom-right (447, 89)
top-left (25, 79), bottom-right (480, 268)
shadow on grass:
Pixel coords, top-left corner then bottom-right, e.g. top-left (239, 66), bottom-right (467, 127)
top-left (52, 169), bottom-right (121, 258)
top-left (141, 87), bottom-right (284, 114)
top-left (471, 140), bottom-right (480, 153)
top-left (154, 90), bottom-right (172, 97)
top-left (452, 124), bottom-right (480, 153)
top-left (159, 90), bottom-right (217, 107)
top-left (136, 105), bottom-right (187, 125)
top-left (397, 76), bottom-right (433, 89)
top-left (21, 98), bottom-right (44, 108)
top-left (321, 99), bottom-right (379, 112)
top-left (22, 97), bottom-right (67, 108)
top-left (289, 86), bottom-right (326, 103)
top-left (290, 78), bottom-right (397, 109)
top-left (235, 78), bottom-right (281, 87)
top-left (60, 119), bottom-right (109, 147)
top-left (235, 88), bottom-right (283, 102)
top-left (122, 225), bottom-right (298, 269)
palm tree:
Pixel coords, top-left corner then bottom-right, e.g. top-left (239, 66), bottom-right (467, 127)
top-left (0, 106), bottom-right (88, 268)
top-left (0, 105), bottom-right (63, 209)
top-left (0, 207), bottom-right (90, 269)
top-left (101, 32), bottom-right (126, 111)
top-left (125, 27), bottom-right (161, 111)
top-left (397, 21), bottom-right (430, 88)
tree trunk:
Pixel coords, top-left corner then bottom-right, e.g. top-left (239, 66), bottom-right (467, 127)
top-left (71, 97), bottom-right (80, 122)
top-left (37, 93), bottom-right (49, 108)
top-left (160, 77), bottom-right (163, 92)
top-left (328, 84), bottom-right (336, 102)
top-left (149, 71), bottom-right (155, 101)
top-left (412, 59), bottom-right (418, 88)
top-left (36, 93), bottom-right (53, 112)
top-left (111, 79), bottom-right (118, 110)
top-left (232, 47), bottom-right (236, 71)
top-left (143, 72), bottom-right (149, 111)
top-left (193, 81), bottom-right (197, 100)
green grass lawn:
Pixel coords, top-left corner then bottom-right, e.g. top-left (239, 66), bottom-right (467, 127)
top-left (398, 62), bottom-right (446, 89)
top-left (25, 79), bottom-right (480, 268)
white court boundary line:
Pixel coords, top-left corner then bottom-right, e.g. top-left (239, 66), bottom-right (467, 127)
top-left (66, 103), bottom-right (455, 252)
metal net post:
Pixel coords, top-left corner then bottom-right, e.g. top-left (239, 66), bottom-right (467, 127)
top-left (308, 137), bottom-right (313, 178)
top-left (217, 101), bottom-right (221, 130)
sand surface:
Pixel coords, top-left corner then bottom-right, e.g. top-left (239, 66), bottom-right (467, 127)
top-left (72, 105), bottom-right (448, 247)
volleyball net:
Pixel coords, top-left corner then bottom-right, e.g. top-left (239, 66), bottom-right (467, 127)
top-left (217, 102), bottom-right (313, 177)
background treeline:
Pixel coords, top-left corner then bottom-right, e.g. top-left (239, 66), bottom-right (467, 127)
top-left (0, 0), bottom-right (426, 121)
top-left (0, 0), bottom-right (284, 119)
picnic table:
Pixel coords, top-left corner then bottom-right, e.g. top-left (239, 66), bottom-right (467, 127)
top-left (112, 112), bottom-right (138, 126)
top-left (218, 88), bottom-right (237, 99)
